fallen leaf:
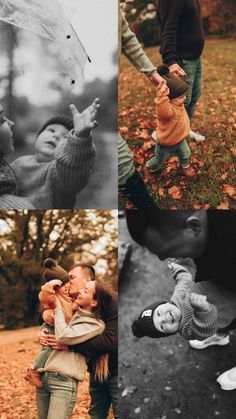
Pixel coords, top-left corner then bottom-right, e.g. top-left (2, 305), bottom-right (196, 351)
top-left (222, 184), bottom-right (236, 197)
top-left (168, 186), bottom-right (182, 200)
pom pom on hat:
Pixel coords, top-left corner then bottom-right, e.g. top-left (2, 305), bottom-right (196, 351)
top-left (157, 64), bottom-right (169, 76)
top-left (42, 258), bottom-right (69, 284)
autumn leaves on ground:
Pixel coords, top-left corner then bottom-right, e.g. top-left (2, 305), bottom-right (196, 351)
top-left (119, 38), bottom-right (236, 209)
top-left (0, 327), bottom-right (91, 419)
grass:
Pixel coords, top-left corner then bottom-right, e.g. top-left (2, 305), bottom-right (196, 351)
top-left (119, 38), bottom-right (236, 209)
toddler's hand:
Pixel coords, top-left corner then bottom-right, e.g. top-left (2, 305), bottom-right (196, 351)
top-left (190, 293), bottom-right (210, 312)
top-left (49, 279), bottom-right (62, 288)
top-left (157, 83), bottom-right (169, 96)
top-left (167, 259), bottom-right (191, 278)
top-left (69, 98), bottom-right (100, 138)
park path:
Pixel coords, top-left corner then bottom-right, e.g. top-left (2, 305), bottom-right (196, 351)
top-left (0, 326), bottom-right (40, 346)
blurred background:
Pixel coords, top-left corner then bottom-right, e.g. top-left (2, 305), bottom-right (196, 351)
top-left (0, 0), bottom-right (118, 208)
top-left (120, 0), bottom-right (236, 47)
top-left (0, 209), bottom-right (118, 330)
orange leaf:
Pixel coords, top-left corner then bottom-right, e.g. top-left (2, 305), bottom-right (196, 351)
top-left (217, 202), bottom-right (229, 209)
top-left (222, 184), bottom-right (236, 197)
top-left (168, 186), bottom-right (182, 200)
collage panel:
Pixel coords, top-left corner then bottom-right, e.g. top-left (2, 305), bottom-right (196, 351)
top-left (118, 0), bottom-right (236, 210)
top-left (0, 0), bottom-right (117, 210)
top-left (0, 209), bottom-right (118, 418)
top-left (119, 209), bottom-right (236, 418)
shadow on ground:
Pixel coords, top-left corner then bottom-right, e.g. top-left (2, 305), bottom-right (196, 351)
top-left (119, 217), bottom-right (236, 419)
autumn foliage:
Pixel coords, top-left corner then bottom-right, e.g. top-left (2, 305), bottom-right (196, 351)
top-left (119, 39), bottom-right (236, 209)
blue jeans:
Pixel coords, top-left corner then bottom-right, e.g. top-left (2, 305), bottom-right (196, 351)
top-left (89, 374), bottom-right (118, 419)
top-left (177, 58), bottom-right (202, 120)
top-left (155, 140), bottom-right (191, 168)
top-left (36, 371), bottom-right (78, 419)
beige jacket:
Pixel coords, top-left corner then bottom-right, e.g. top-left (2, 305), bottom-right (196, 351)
top-left (44, 307), bottom-right (105, 381)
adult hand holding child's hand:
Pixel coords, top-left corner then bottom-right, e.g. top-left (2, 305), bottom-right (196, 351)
top-left (190, 293), bottom-right (210, 312)
top-left (157, 83), bottom-right (170, 97)
top-left (69, 98), bottom-right (100, 139)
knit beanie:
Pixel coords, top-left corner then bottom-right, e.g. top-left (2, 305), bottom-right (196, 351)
top-left (37, 115), bottom-right (74, 137)
top-left (157, 64), bottom-right (188, 100)
top-left (42, 258), bottom-right (69, 284)
top-left (131, 301), bottom-right (170, 339)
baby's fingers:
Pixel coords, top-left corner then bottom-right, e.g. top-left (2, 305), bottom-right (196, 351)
top-left (69, 104), bottom-right (79, 117)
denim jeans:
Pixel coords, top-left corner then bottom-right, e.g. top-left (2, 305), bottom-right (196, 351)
top-left (118, 134), bottom-right (135, 186)
top-left (36, 371), bottom-right (78, 419)
top-left (177, 58), bottom-right (202, 120)
top-left (155, 139), bottom-right (191, 168)
top-left (89, 374), bottom-right (118, 419)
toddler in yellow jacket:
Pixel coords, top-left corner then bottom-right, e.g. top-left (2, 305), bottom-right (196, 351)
top-left (146, 65), bottom-right (195, 177)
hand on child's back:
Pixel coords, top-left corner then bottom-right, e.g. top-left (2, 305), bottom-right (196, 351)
top-left (69, 98), bottom-right (100, 139)
top-left (190, 293), bottom-right (210, 312)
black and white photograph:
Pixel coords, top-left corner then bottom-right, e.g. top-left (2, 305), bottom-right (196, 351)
top-left (0, 0), bottom-right (117, 210)
top-left (119, 210), bottom-right (236, 418)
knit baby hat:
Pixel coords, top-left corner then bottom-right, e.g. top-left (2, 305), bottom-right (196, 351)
top-left (42, 258), bottom-right (69, 284)
top-left (131, 301), bottom-right (170, 339)
top-left (37, 115), bottom-right (74, 137)
top-left (157, 64), bottom-right (188, 100)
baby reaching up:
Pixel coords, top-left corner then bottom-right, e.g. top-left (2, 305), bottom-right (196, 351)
top-left (132, 259), bottom-right (218, 341)
top-left (12, 99), bottom-right (100, 209)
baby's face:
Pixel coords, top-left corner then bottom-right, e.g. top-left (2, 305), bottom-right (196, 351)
top-left (0, 106), bottom-right (14, 155)
top-left (170, 94), bottom-right (186, 107)
top-left (153, 302), bottom-right (181, 334)
top-left (35, 124), bottom-right (69, 162)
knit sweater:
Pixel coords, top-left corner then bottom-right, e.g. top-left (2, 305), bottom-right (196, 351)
top-left (157, 0), bottom-right (205, 65)
top-left (43, 307), bottom-right (105, 381)
top-left (119, 6), bottom-right (156, 75)
top-left (170, 272), bottom-right (218, 340)
top-left (155, 94), bottom-right (190, 146)
top-left (39, 282), bottom-right (74, 324)
top-left (11, 133), bottom-right (96, 209)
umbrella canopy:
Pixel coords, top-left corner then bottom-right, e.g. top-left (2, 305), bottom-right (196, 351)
top-left (0, 0), bottom-right (89, 85)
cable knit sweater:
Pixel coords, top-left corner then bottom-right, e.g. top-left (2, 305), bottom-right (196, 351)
top-left (170, 271), bottom-right (218, 340)
top-left (11, 133), bottom-right (96, 209)
top-left (44, 307), bottom-right (105, 381)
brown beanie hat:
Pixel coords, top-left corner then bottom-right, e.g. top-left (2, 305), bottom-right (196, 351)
top-left (42, 258), bottom-right (69, 284)
top-left (157, 64), bottom-right (188, 100)
top-left (132, 301), bottom-right (170, 338)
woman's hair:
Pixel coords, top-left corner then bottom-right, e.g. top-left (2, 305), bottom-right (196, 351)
top-left (91, 279), bottom-right (115, 383)
top-left (92, 279), bottom-right (114, 320)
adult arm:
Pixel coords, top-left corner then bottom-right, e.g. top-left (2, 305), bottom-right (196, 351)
top-left (54, 306), bottom-right (105, 345)
top-left (120, 9), bottom-right (166, 87)
top-left (70, 315), bottom-right (118, 357)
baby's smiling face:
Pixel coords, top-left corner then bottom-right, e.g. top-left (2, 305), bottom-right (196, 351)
top-left (153, 302), bottom-right (181, 334)
top-left (35, 124), bottom-right (69, 162)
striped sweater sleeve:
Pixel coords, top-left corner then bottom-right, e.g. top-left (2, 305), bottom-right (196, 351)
top-left (53, 132), bottom-right (96, 195)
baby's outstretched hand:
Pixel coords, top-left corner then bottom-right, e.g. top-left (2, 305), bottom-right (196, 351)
top-left (69, 98), bottom-right (100, 139)
top-left (167, 259), bottom-right (191, 279)
top-left (190, 293), bottom-right (210, 312)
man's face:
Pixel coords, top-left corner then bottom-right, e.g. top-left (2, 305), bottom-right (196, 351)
top-left (143, 213), bottom-right (208, 261)
top-left (68, 266), bottom-right (91, 298)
